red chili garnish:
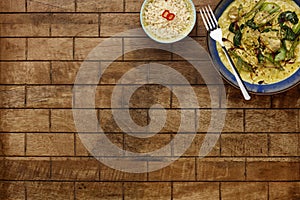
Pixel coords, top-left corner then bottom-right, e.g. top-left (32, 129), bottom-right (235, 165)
top-left (162, 9), bottom-right (175, 21)
top-left (167, 13), bottom-right (175, 21)
top-left (162, 10), bottom-right (170, 18)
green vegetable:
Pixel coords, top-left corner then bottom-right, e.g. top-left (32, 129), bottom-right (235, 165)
top-left (229, 50), bottom-right (254, 72)
top-left (257, 51), bottom-right (265, 63)
top-left (278, 11), bottom-right (299, 25)
top-left (274, 44), bottom-right (287, 62)
top-left (265, 54), bottom-right (284, 70)
top-left (286, 35), bottom-right (299, 60)
top-left (229, 22), bottom-right (239, 33)
top-left (233, 30), bottom-right (242, 47)
top-left (260, 2), bottom-right (280, 14)
top-left (244, 0), bottom-right (266, 19)
top-left (246, 19), bottom-right (259, 30)
top-left (292, 22), bottom-right (300, 35)
top-left (281, 25), bottom-right (297, 41)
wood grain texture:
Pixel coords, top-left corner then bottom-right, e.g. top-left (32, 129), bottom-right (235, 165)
top-left (0, 157), bottom-right (51, 180)
top-left (0, 62), bottom-right (51, 84)
top-left (51, 14), bottom-right (99, 37)
top-left (0, 181), bottom-right (26, 200)
top-left (26, 182), bottom-right (74, 200)
top-left (197, 158), bottom-right (245, 181)
top-left (51, 157), bottom-right (101, 181)
top-left (0, 14), bottom-right (50, 37)
top-left (0, 0), bottom-right (299, 199)
top-left (77, 0), bottom-right (123, 12)
top-left (27, 0), bottom-right (75, 12)
top-left (26, 133), bottom-right (74, 156)
top-left (27, 86), bottom-right (73, 108)
top-left (221, 134), bottom-right (268, 156)
top-left (0, 109), bottom-right (49, 132)
top-left (0, 0), bottom-right (25, 12)
top-left (28, 38), bottom-right (73, 60)
top-left (148, 158), bottom-right (196, 181)
top-left (75, 182), bottom-right (123, 200)
top-left (269, 182), bottom-right (300, 200)
top-left (0, 38), bottom-right (26, 60)
top-left (100, 13), bottom-right (141, 37)
top-left (173, 182), bottom-right (219, 200)
top-left (245, 110), bottom-right (298, 132)
top-left (0, 133), bottom-right (25, 156)
top-left (0, 86), bottom-right (25, 108)
top-left (124, 182), bottom-right (171, 200)
top-left (269, 134), bottom-right (299, 156)
top-left (221, 182), bottom-right (268, 200)
top-left (247, 158), bottom-right (300, 181)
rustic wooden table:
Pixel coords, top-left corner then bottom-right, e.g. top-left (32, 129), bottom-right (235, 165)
top-left (0, 0), bottom-right (299, 199)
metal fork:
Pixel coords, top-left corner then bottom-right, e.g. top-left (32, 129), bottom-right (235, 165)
top-left (200, 6), bottom-right (251, 101)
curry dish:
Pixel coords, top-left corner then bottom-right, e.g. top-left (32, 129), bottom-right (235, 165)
top-left (217, 0), bottom-right (300, 84)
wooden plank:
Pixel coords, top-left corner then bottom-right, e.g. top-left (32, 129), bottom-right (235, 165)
top-left (26, 133), bottom-right (74, 156)
top-left (100, 160), bottom-right (148, 181)
top-left (75, 38), bottom-right (122, 61)
top-left (76, 182), bottom-right (123, 200)
top-left (124, 133), bottom-right (171, 155)
top-left (272, 85), bottom-right (300, 108)
top-left (124, 38), bottom-right (172, 61)
top-left (173, 182), bottom-right (219, 200)
top-left (247, 158), bottom-right (300, 181)
top-left (100, 13), bottom-right (141, 37)
top-left (77, 0), bottom-right (124, 12)
top-left (28, 38), bottom-right (73, 60)
top-left (197, 158), bottom-right (245, 181)
top-left (269, 182), bottom-right (300, 200)
top-left (0, 0), bottom-right (25, 12)
top-left (173, 133), bottom-right (220, 157)
top-left (100, 61), bottom-right (148, 84)
top-left (51, 109), bottom-right (76, 132)
top-left (221, 182), bottom-right (268, 200)
top-left (0, 62), bottom-right (50, 84)
top-left (0, 86), bottom-right (25, 108)
top-left (27, 86), bottom-right (73, 108)
top-left (172, 86), bottom-right (220, 108)
top-left (269, 134), bottom-right (299, 156)
top-left (27, 0), bottom-right (75, 12)
top-left (0, 38), bottom-right (26, 60)
top-left (51, 157), bottom-right (100, 181)
top-left (26, 182), bottom-right (74, 200)
top-left (0, 181), bottom-right (26, 200)
top-left (0, 109), bottom-right (49, 132)
top-left (148, 158), bottom-right (196, 181)
top-left (51, 14), bottom-right (98, 37)
top-left (0, 14), bottom-right (50, 37)
top-left (245, 110), bottom-right (298, 132)
top-left (0, 157), bottom-right (51, 180)
top-left (0, 133), bottom-right (25, 156)
top-left (123, 85), bottom-right (171, 108)
top-left (197, 109), bottom-right (244, 132)
top-left (224, 86), bottom-right (271, 108)
top-left (221, 134), bottom-right (268, 157)
top-left (124, 182), bottom-right (171, 200)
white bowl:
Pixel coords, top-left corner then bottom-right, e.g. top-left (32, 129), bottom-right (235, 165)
top-left (140, 0), bottom-right (197, 43)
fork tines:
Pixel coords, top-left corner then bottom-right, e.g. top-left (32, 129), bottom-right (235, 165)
top-left (200, 5), bottom-right (219, 31)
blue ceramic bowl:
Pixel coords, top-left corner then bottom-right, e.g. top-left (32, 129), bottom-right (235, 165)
top-left (208, 0), bottom-right (300, 94)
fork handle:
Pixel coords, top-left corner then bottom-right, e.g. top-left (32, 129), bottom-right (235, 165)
top-left (222, 46), bottom-right (251, 101)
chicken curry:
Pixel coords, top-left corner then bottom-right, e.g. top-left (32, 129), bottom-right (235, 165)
top-left (217, 0), bottom-right (300, 84)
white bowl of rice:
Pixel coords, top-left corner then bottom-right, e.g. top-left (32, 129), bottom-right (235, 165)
top-left (140, 0), bottom-right (196, 43)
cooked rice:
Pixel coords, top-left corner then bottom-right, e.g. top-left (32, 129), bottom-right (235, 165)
top-left (142, 0), bottom-right (194, 41)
